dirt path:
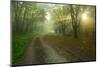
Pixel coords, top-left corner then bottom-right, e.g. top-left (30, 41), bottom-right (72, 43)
top-left (19, 37), bottom-right (67, 65)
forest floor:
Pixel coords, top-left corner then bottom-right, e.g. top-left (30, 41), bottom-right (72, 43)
top-left (16, 35), bottom-right (96, 66)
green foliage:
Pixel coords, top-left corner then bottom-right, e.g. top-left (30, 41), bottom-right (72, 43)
top-left (12, 1), bottom-right (46, 33)
top-left (12, 33), bottom-right (37, 64)
top-left (12, 1), bottom-right (46, 64)
top-left (12, 1), bottom-right (96, 64)
top-left (50, 5), bottom-right (71, 36)
top-left (51, 5), bottom-right (70, 22)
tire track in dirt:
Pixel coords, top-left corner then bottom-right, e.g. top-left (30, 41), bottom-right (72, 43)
top-left (18, 36), bottom-right (67, 66)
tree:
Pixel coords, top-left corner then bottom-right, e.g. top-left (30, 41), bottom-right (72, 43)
top-left (12, 1), bottom-right (46, 34)
top-left (69, 5), bottom-right (87, 38)
top-left (51, 5), bottom-right (70, 35)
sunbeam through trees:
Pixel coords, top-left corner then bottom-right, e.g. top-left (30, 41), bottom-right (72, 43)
top-left (12, 1), bottom-right (96, 66)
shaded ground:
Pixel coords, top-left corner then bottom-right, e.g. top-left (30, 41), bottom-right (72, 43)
top-left (43, 35), bottom-right (96, 61)
top-left (17, 35), bottom-right (95, 66)
top-left (19, 36), bottom-right (67, 65)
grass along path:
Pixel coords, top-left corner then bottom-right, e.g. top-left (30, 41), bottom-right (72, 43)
top-left (17, 36), bottom-right (67, 66)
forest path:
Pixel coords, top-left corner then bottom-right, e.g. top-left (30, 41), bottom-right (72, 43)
top-left (19, 36), bottom-right (68, 65)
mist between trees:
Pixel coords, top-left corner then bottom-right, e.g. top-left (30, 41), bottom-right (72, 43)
top-left (12, 1), bottom-right (96, 38)
top-left (12, 1), bottom-right (96, 65)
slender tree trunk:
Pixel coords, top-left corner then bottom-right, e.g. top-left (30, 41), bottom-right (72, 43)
top-left (70, 5), bottom-right (79, 38)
